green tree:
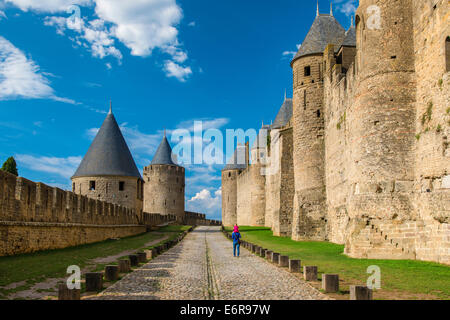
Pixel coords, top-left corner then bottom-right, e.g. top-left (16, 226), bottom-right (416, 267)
top-left (1, 157), bottom-right (18, 176)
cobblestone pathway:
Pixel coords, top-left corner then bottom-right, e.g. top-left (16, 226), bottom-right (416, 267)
top-left (91, 226), bottom-right (327, 300)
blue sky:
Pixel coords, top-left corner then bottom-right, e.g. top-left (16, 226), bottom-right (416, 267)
top-left (0, 0), bottom-right (357, 220)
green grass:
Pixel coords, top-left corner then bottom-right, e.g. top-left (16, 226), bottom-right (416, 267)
top-left (227, 226), bottom-right (450, 300)
top-left (0, 225), bottom-right (190, 296)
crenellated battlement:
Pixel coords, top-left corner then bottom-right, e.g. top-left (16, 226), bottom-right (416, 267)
top-left (1, 170), bottom-right (139, 226)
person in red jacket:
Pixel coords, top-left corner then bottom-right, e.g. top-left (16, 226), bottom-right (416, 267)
top-left (232, 225), bottom-right (241, 257)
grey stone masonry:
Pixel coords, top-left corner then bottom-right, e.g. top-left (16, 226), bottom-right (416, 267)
top-left (304, 266), bottom-right (318, 281)
top-left (322, 274), bottom-right (339, 293)
top-left (289, 260), bottom-right (301, 273)
top-left (350, 286), bottom-right (373, 300)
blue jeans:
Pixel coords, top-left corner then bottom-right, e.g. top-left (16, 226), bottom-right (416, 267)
top-left (233, 243), bottom-right (240, 257)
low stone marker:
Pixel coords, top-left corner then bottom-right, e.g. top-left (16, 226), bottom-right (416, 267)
top-left (144, 249), bottom-right (155, 260)
top-left (104, 265), bottom-right (119, 282)
top-left (265, 250), bottom-right (273, 261)
top-left (118, 259), bottom-right (131, 273)
top-left (129, 254), bottom-right (139, 267)
top-left (322, 274), bottom-right (339, 293)
top-left (58, 284), bottom-right (80, 300)
top-left (279, 255), bottom-right (289, 267)
top-left (303, 266), bottom-right (318, 281)
top-left (259, 248), bottom-right (266, 258)
top-left (85, 272), bottom-right (103, 292)
top-left (289, 259), bottom-right (301, 273)
top-left (350, 286), bottom-right (373, 300)
top-left (252, 245), bottom-right (257, 253)
top-left (137, 252), bottom-right (147, 263)
top-left (271, 252), bottom-right (280, 263)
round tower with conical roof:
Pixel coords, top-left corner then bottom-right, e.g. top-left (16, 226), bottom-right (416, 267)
top-left (71, 107), bottom-right (144, 215)
top-left (290, 4), bottom-right (346, 241)
top-left (143, 134), bottom-right (185, 223)
top-left (221, 145), bottom-right (247, 227)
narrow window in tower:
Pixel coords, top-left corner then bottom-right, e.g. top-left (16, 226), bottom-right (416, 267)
top-left (119, 181), bottom-right (125, 191)
top-left (317, 110), bottom-right (321, 118)
top-left (89, 181), bottom-right (95, 191)
top-left (303, 90), bottom-right (307, 109)
top-left (173, 200), bottom-right (176, 205)
top-left (304, 66), bottom-right (311, 76)
top-left (72, 183), bottom-right (75, 192)
top-left (446, 36), bottom-right (450, 71)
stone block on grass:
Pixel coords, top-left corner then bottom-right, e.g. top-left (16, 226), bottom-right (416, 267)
top-left (271, 252), bottom-right (280, 263)
top-left (118, 259), bottom-right (131, 273)
top-left (322, 274), bottom-right (339, 293)
top-left (289, 260), bottom-right (301, 273)
top-left (303, 266), bottom-right (318, 281)
top-left (279, 255), bottom-right (289, 267)
top-left (350, 286), bottom-right (373, 300)
top-left (58, 284), bottom-right (80, 300)
top-left (85, 272), bottom-right (103, 292)
top-left (104, 265), bottom-right (119, 282)
top-left (129, 254), bottom-right (139, 267)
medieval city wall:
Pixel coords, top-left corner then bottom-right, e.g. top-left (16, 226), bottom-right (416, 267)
top-left (270, 127), bottom-right (294, 237)
top-left (236, 168), bottom-right (252, 226)
top-left (0, 170), bottom-right (146, 256)
top-left (0, 170), bottom-right (187, 256)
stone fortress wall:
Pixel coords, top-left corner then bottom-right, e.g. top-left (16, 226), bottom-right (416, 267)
top-left (72, 175), bottom-right (144, 220)
top-left (223, 0), bottom-right (450, 265)
top-left (0, 169), bottom-right (215, 256)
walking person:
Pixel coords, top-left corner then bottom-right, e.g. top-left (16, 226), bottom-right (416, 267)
top-left (232, 225), bottom-right (241, 257)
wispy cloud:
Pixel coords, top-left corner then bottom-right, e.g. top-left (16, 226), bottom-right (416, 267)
top-left (6, 0), bottom-right (193, 81)
top-left (334, 0), bottom-right (358, 17)
top-left (15, 154), bottom-right (82, 179)
top-left (163, 60), bottom-right (192, 82)
top-left (282, 43), bottom-right (301, 59)
top-left (0, 10), bottom-right (6, 20)
top-left (0, 36), bottom-right (75, 103)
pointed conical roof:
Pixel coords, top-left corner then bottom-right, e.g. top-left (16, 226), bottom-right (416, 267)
top-left (341, 25), bottom-right (356, 47)
top-left (291, 14), bottom-right (346, 65)
top-left (73, 111), bottom-right (141, 179)
top-left (151, 135), bottom-right (177, 165)
top-left (272, 98), bottom-right (293, 129)
top-left (223, 145), bottom-right (247, 171)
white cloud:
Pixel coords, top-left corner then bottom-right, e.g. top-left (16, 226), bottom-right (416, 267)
top-left (282, 44), bottom-right (301, 59)
top-left (187, 187), bottom-right (222, 219)
top-left (4, 0), bottom-right (91, 13)
top-left (334, 0), bottom-right (357, 17)
top-left (15, 154), bottom-right (82, 179)
top-left (0, 36), bottom-right (74, 103)
top-left (188, 21), bottom-right (195, 27)
top-left (7, 0), bottom-right (192, 80)
top-left (163, 60), bottom-right (192, 82)
top-left (0, 10), bottom-right (6, 19)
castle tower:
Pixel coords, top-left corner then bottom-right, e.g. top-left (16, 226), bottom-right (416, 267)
top-left (346, 0), bottom-right (416, 226)
top-left (290, 6), bottom-right (345, 240)
top-left (143, 135), bottom-right (185, 223)
top-left (71, 107), bottom-right (144, 216)
top-left (221, 145), bottom-right (246, 226)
